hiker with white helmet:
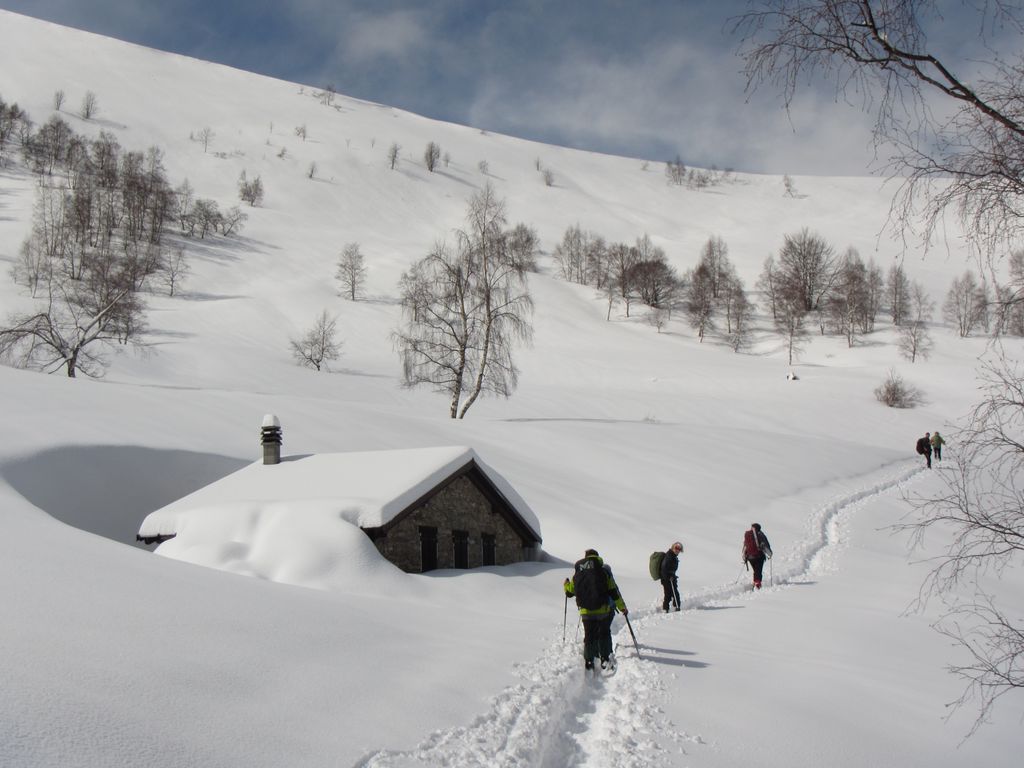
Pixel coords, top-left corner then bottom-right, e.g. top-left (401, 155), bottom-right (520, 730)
top-left (659, 541), bottom-right (683, 612)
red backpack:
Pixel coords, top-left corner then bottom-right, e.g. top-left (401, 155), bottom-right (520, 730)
top-left (743, 529), bottom-right (762, 559)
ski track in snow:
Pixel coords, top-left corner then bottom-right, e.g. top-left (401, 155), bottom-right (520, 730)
top-left (353, 462), bottom-right (925, 768)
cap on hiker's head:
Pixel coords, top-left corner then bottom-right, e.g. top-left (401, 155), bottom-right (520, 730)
top-left (585, 548), bottom-right (599, 557)
top-left (752, 523), bottom-right (761, 531)
top-left (672, 541), bottom-right (683, 551)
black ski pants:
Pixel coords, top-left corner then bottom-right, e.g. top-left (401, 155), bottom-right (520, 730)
top-left (581, 614), bottom-right (614, 663)
top-left (749, 554), bottom-right (766, 587)
top-left (662, 576), bottom-right (680, 610)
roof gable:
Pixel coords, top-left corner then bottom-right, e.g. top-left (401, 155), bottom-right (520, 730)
top-left (368, 458), bottom-right (541, 544)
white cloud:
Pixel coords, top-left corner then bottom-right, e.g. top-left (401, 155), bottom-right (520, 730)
top-left (466, 39), bottom-right (881, 175)
top-left (337, 9), bottom-right (431, 65)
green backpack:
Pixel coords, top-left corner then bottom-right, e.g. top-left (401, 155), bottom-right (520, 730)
top-left (649, 551), bottom-right (665, 581)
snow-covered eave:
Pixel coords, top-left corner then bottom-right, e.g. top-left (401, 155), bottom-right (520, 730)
top-left (137, 531), bottom-right (175, 546)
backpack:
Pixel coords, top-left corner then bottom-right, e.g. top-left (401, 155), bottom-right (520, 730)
top-left (743, 529), bottom-right (762, 559)
top-left (915, 438), bottom-right (925, 455)
top-left (649, 551), bottom-right (665, 581)
top-left (573, 558), bottom-right (609, 610)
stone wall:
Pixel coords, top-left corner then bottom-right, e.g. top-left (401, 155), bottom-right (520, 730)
top-left (371, 475), bottom-right (527, 572)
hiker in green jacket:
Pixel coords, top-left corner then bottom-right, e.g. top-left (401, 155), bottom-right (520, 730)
top-left (564, 549), bottom-right (628, 671)
top-left (930, 430), bottom-right (945, 461)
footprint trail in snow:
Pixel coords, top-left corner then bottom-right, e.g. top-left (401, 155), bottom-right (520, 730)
top-left (354, 462), bottom-right (925, 768)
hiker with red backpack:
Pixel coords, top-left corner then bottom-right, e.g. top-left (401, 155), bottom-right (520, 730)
top-left (916, 432), bottom-right (933, 468)
top-left (742, 523), bottom-right (772, 590)
top-left (564, 548), bottom-right (628, 673)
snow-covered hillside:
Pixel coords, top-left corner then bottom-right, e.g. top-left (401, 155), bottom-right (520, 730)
top-left (0, 11), bottom-right (1021, 768)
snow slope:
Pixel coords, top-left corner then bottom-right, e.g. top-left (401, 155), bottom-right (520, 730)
top-left (0, 11), bottom-right (1021, 768)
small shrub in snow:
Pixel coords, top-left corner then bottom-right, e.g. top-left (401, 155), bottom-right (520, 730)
top-left (238, 172), bottom-right (264, 206)
top-left (424, 141), bottom-right (440, 172)
top-left (80, 90), bottom-right (98, 120)
top-left (874, 369), bottom-right (923, 408)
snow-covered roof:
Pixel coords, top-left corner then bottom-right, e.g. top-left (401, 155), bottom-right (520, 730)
top-left (137, 446), bottom-right (541, 543)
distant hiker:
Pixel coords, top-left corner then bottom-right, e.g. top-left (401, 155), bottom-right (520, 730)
top-left (930, 431), bottom-right (945, 461)
top-left (564, 549), bottom-right (628, 672)
top-left (742, 523), bottom-right (773, 590)
top-left (916, 432), bottom-right (933, 469)
top-left (659, 541), bottom-right (683, 612)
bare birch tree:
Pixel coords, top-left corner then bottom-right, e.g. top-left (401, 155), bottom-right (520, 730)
top-left (454, 183), bottom-right (533, 418)
top-left (394, 185), bottom-right (533, 419)
top-left (162, 245), bottom-right (190, 297)
top-left (944, 270), bottom-right (989, 338)
top-left (775, 296), bottom-right (809, 366)
top-left (897, 281), bottom-right (934, 363)
top-left (0, 277), bottom-right (136, 378)
top-left (608, 243), bottom-right (640, 318)
top-left (685, 263), bottom-right (715, 342)
top-left (336, 242), bottom-right (367, 301)
top-left (776, 228), bottom-right (839, 313)
top-left (887, 263), bottom-right (911, 327)
top-left (290, 310), bottom-right (341, 371)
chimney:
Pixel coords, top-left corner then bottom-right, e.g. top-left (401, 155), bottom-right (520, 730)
top-left (261, 414), bottom-right (282, 465)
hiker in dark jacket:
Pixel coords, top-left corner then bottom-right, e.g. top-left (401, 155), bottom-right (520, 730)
top-left (916, 432), bottom-right (933, 468)
top-left (660, 541), bottom-right (683, 612)
top-left (742, 523), bottom-right (772, 590)
top-left (564, 549), bottom-right (628, 671)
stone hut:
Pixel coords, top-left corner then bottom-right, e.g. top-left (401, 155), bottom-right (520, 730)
top-left (137, 446), bottom-right (542, 574)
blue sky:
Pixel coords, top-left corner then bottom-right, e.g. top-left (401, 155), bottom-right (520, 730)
top-left (0, 1), bottom-right (1008, 175)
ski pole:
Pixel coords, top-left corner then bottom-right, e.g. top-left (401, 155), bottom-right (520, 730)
top-left (562, 593), bottom-right (569, 642)
top-left (624, 613), bottom-right (641, 658)
top-left (770, 557), bottom-right (774, 587)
